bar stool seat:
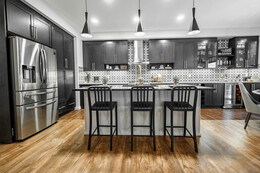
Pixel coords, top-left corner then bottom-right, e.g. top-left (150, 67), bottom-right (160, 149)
top-left (132, 102), bottom-right (153, 111)
top-left (164, 101), bottom-right (193, 110)
top-left (91, 102), bottom-right (117, 110)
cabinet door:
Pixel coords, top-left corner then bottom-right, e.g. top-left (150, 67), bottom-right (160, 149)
top-left (116, 41), bottom-right (128, 64)
top-left (33, 15), bottom-right (51, 46)
top-left (149, 40), bottom-right (162, 63)
top-left (57, 70), bottom-right (66, 103)
top-left (91, 43), bottom-right (104, 70)
top-left (212, 84), bottom-right (224, 106)
top-left (204, 84), bottom-right (213, 106)
top-left (52, 27), bottom-right (64, 69)
top-left (6, 0), bottom-right (33, 39)
top-left (174, 41), bottom-right (184, 69)
top-left (185, 41), bottom-right (196, 69)
top-left (162, 40), bottom-right (173, 63)
top-left (83, 43), bottom-right (92, 71)
top-left (104, 42), bottom-right (116, 64)
top-left (246, 38), bottom-right (258, 68)
top-left (64, 34), bottom-right (74, 70)
top-left (65, 70), bottom-right (75, 107)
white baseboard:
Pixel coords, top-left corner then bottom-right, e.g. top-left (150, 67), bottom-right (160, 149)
top-left (74, 106), bottom-right (81, 110)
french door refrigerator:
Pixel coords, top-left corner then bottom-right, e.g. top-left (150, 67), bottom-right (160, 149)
top-left (9, 36), bottom-right (58, 141)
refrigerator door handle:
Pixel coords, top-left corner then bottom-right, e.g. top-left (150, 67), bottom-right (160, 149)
top-left (26, 100), bottom-right (57, 110)
top-left (42, 49), bottom-right (48, 83)
top-left (25, 90), bottom-right (56, 96)
top-left (39, 49), bottom-right (45, 83)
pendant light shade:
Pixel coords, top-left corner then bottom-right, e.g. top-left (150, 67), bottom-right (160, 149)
top-left (135, 0), bottom-right (145, 36)
top-left (188, 0), bottom-right (200, 35)
top-left (81, 0), bottom-right (93, 38)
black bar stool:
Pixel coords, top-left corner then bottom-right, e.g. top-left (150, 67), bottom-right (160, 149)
top-left (164, 86), bottom-right (198, 153)
top-left (130, 86), bottom-right (156, 151)
top-left (87, 86), bottom-right (118, 151)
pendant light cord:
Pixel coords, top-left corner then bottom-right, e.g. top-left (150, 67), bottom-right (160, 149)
top-left (139, 0), bottom-right (140, 10)
top-left (193, 0), bottom-right (195, 8)
top-left (85, 0), bottom-right (88, 12)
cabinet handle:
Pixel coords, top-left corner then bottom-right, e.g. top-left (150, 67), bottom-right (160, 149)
top-left (213, 84), bottom-right (217, 93)
top-left (30, 25), bottom-right (34, 38)
top-left (64, 71), bottom-right (66, 80)
top-left (92, 62), bottom-right (95, 70)
top-left (69, 102), bottom-right (75, 106)
top-left (252, 84), bottom-right (255, 91)
top-left (58, 106), bottom-right (66, 110)
top-left (35, 27), bottom-right (37, 40)
top-left (65, 58), bottom-right (68, 69)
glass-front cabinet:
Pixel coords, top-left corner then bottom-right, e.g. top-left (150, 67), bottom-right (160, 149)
top-left (230, 36), bottom-right (259, 68)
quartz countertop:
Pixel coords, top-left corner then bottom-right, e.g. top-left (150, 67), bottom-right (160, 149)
top-left (79, 81), bottom-right (260, 87)
top-left (74, 84), bottom-right (215, 91)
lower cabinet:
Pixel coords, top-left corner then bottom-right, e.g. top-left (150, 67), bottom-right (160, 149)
top-left (57, 70), bottom-right (75, 115)
top-left (202, 83), bottom-right (224, 108)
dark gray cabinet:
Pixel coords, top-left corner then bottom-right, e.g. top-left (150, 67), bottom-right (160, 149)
top-left (33, 14), bottom-right (51, 46)
top-left (174, 40), bottom-right (185, 69)
top-left (104, 41), bottom-right (128, 64)
top-left (174, 40), bottom-right (197, 69)
top-left (6, 0), bottom-right (33, 39)
top-left (149, 40), bottom-right (173, 63)
top-left (6, 0), bottom-right (51, 46)
top-left (203, 83), bottom-right (224, 108)
top-left (52, 26), bottom-right (75, 116)
top-left (230, 36), bottom-right (259, 68)
top-left (83, 42), bottom-right (104, 71)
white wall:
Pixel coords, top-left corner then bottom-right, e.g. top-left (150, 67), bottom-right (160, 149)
top-left (23, 0), bottom-right (83, 110)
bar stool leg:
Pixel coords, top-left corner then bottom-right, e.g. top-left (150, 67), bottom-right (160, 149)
top-left (170, 110), bottom-right (174, 152)
top-left (115, 105), bottom-right (118, 135)
top-left (88, 110), bottom-right (93, 150)
top-left (131, 109), bottom-right (134, 151)
top-left (150, 111), bottom-right (152, 136)
top-left (192, 111), bottom-right (198, 153)
top-left (152, 110), bottom-right (156, 151)
top-left (164, 105), bottom-right (166, 136)
top-left (183, 111), bottom-right (187, 137)
top-left (96, 111), bottom-right (100, 135)
top-left (110, 109), bottom-right (113, 151)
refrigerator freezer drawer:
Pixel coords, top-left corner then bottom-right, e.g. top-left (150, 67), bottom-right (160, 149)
top-left (16, 88), bottom-right (58, 106)
top-left (15, 98), bottom-right (58, 140)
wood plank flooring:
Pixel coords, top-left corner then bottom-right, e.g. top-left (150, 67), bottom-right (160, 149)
top-left (0, 109), bottom-right (259, 173)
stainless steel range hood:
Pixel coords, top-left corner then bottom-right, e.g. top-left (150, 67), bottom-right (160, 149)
top-left (128, 40), bottom-right (149, 65)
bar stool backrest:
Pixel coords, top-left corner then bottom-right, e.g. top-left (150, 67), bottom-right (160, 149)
top-left (131, 86), bottom-right (155, 105)
top-left (88, 86), bottom-right (112, 109)
top-left (171, 86), bottom-right (198, 110)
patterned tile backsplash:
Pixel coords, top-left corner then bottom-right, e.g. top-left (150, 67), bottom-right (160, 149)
top-left (79, 41), bottom-right (260, 84)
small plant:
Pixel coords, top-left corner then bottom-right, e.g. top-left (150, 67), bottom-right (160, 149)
top-left (173, 76), bottom-right (179, 85)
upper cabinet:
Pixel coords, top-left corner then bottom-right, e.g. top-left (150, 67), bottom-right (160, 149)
top-left (83, 42), bottom-right (104, 71)
top-left (103, 41), bottom-right (128, 64)
top-left (83, 40), bottom-right (128, 71)
top-left (229, 36), bottom-right (259, 68)
top-left (173, 39), bottom-right (197, 69)
top-left (149, 40), bottom-right (173, 63)
top-left (6, 0), bottom-right (51, 46)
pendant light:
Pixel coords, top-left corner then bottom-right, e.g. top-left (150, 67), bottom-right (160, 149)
top-left (135, 0), bottom-right (145, 36)
top-left (188, 0), bottom-right (200, 35)
top-left (81, 0), bottom-right (93, 38)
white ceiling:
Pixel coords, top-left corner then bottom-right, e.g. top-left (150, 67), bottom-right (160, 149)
top-left (42, 0), bottom-right (260, 34)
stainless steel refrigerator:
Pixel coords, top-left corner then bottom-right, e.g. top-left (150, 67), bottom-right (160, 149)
top-left (9, 36), bottom-right (58, 141)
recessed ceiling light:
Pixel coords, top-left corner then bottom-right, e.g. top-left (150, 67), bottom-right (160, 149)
top-left (104, 0), bottom-right (114, 4)
top-left (176, 14), bottom-right (185, 21)
top-left (91, 18), bottom-right (99, 25)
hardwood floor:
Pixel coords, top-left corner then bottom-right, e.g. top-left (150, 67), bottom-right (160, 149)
top-left (0, 109), bottom-right (259, 173)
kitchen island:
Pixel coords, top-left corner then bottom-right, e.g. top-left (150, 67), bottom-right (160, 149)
top-left (74, 85), bottom-right (214, 136)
